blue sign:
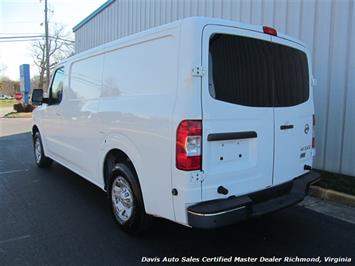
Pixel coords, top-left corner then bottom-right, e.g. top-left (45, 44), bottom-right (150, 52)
top-left (19, 64), bottom-right (30, 105)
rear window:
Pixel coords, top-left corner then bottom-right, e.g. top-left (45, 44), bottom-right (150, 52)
top-left (209, 34), bottom-right (309, 107)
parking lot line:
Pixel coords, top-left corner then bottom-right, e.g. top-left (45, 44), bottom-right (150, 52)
top-left (0, 235), bottom-right (31, 245)
top-left (0, 169), bottom-right (29, 175)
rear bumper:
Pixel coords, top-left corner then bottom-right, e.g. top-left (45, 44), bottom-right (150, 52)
top-left (187, 171), bottom-right (320, 229)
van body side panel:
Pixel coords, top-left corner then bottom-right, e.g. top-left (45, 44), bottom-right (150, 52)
top-left (59, 56), bottom-right (103, 183)
top-left (170, 20), bottom-right (205, 225)
top-left (99, 31), bottom-right (179, 220)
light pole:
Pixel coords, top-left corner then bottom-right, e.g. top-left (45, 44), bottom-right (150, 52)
top-left (44, 0), bottom-right (50, 91)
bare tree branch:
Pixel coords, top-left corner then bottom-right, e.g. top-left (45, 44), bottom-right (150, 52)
top-left (31, 22), bottom-right (74, 90)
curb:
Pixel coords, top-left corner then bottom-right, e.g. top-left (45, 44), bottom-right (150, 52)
top-left (309, 185), bottom-right (355, 207)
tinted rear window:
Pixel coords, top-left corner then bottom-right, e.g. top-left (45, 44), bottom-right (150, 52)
top-left (209, 34), bottom-right (309, 107)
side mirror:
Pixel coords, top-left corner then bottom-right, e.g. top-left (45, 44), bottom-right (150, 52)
top-left (31, 89), bottom-right (44, 105)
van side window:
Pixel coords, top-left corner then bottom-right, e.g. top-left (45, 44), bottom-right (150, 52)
top-left (209, 34), bottom-right (309, 107)
top-left (49, 67), bottom-right (64, 105)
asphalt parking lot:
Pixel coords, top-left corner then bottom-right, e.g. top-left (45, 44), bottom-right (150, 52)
top-left (1, 121), bottom-right (355, 265)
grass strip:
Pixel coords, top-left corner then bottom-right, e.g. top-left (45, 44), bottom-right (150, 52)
top-left (314, 169), bottom-right (355, 196)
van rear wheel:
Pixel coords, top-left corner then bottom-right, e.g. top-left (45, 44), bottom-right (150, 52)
top-left (109, 162), bottom-right (150, 233)
top-left (33, 132), bottom-right (52, 168)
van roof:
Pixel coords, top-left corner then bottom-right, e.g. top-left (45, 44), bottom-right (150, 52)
top-left (180, 17), bottom-right (305, 46)
top-left (63, 17), bottom-right (305, 65)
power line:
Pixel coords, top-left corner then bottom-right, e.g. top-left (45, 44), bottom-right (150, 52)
top-left (51, 37), bottom-right (74, 43)
top-left (0, 38), bottom-right (43, 43)
top-left (0, 35), bottom-right (44, 39)
top-left (0, 38), bottom-right (74, 43)
top-left (0, 33), bottom-right (44, 35)
top-left (3, 21), bottom-right (42, 24)
top-left (0, 35), bottom-right (74, 43)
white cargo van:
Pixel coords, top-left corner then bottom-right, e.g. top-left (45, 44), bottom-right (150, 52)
top-left (32, 17), bottom-right (319, 232)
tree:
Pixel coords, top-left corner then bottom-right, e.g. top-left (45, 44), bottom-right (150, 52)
top-left (0, 77), bottom-right (20, 96)
top-left (32, 23), bottom-right (74, 91)
top-left (31, 75), bottom-right (41, 91)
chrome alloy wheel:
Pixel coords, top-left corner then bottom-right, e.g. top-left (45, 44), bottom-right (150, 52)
top-left (35, 138), bottom-right (42, 163)
top-left (111, 177), bottom-right (134, 223)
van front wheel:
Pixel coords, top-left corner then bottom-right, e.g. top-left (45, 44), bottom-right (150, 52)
top-left (109, 163), bottom-right (150, 233)
top-left (33, 132), bottom-right (52, 168)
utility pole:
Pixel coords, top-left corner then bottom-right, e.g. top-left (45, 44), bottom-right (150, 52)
top-left (44, 0), bottom-right (50, 91)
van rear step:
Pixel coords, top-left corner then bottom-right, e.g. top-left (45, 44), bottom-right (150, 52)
top-left (187, 171), bottom-right (320, 229)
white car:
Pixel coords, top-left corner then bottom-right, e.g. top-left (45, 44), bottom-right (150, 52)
top-left (31, 17), bottom-right (319, 233)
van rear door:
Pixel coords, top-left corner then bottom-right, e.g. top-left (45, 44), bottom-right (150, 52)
top-left (201, 26), bottom-right (274, 201)
top-left (270, 37), bottom-right (314, 185)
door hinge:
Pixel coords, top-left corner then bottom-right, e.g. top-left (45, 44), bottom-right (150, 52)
top-left (192, 66), bottom-right (205, 77)
top-left (312, 77), bottom-right (317, 87)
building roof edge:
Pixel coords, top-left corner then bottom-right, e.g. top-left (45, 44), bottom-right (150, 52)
top-left (73, 0), bottom-right (115, 32)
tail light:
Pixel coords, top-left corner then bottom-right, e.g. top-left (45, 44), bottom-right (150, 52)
top-left (176, 120), bottom-right (202, 171)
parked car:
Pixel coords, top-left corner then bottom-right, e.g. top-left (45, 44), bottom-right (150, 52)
top-left (31, 17), bottom-right (319, 233)
top-left (0, 94), bottom-right (13, 99)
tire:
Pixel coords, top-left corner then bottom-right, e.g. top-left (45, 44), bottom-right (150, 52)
top-left (33, 132), bottom-right (53, 168)
top-left (109, 162), bottom-right (151, 234)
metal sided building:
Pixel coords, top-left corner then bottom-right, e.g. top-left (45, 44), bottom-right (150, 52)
top-left (73, 0), bottom-right (355, 177)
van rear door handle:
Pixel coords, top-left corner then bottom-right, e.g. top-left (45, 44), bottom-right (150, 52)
top-left (280, 124), bottom-right (294, 130)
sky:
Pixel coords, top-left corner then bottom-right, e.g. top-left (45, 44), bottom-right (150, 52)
top-left (0, 0), bottom-right (106, 80)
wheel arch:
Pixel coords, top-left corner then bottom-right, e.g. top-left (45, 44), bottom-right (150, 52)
top-left (99, 133), bottom-right (143, 187)
top-left (32, 125), bottom-right (40, 138)
top-left (103, 148), bottom-right (139, 191)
